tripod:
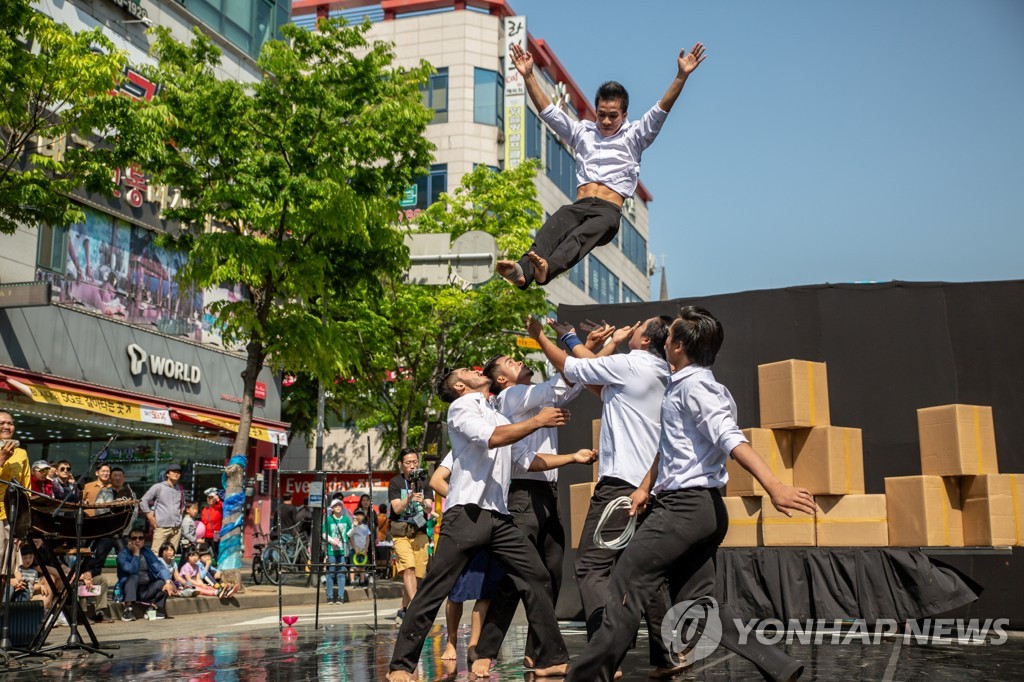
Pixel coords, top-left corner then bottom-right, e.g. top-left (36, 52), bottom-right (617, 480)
top-left (42, 437), bottom-right (119, 658)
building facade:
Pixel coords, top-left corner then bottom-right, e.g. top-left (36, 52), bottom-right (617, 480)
top-left (0, 0), bottom-right (293, 545)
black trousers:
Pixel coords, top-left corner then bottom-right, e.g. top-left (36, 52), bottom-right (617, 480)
top-left (575, 477), bottom-right (677, 668)
top-left (123, 575), bottom-right (167, 609)
top-left (517, 198), bottom-right (621, 288)
top-left (389, 504), bottom-right (568, 673)
top-left (475, 480), bottom-right (565, 661)
top-left (567, 488), bottom-right (804, 682)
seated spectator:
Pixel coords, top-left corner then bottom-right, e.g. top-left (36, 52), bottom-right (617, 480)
top-left (116, 531), bottom-right (172, 621)
top-left (197, 546), bottom-right (235, 598)
top-left (10, 544), bottom-right (55, 610)
top-left (78, 569), bottom-right (112, 623)
top-left (156, 542), bottom-right (193, 597)
top-left (178, 548), bottom-right (219, 597)
top-left (30, 460), bottom-right (54, 496)
top-left (50, 460), bottom-right (82, 502)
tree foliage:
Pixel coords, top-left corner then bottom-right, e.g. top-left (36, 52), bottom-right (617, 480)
top-left (135, 19), bottom-right (435, 455)
top-left (290, 162), bottom-right (551, 457)
top-left (0, 0), bottom-right (158, 233)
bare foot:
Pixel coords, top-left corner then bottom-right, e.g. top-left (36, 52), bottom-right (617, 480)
top-left (386, 671), bottom-right (417, 682)
top-left (533, 662), bottom-right (568, 677)
top-left (442, 641), bottom-right (457, 661)
top-left (527, 251), bottom-right (549, 285)
top-left (496, 260), bottom-right (526, 287)
top-left (470, 657), bottom-right (492, 677)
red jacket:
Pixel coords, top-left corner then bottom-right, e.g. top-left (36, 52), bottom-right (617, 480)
top-left (31, 477), bottom-right (54, 497)
top-left (201, 500), bottom-right (223, 539)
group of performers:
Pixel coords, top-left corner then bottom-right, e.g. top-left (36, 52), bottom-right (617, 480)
top-left (387, 43), bottom-right (817, 681)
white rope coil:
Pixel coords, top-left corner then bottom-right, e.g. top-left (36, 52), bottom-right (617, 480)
top-left (593, 496), bottom-right (637, 550)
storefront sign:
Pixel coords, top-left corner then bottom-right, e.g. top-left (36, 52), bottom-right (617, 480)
top-left (503, 16), bottom-right (527, 169)
top-left (262, 457), bottom-right (278, 470)
top-left (255, 382), bottom-right (267, 401)
top-left (308, 481), bottom-right (324, 508)
top-left (280, 473), bottom-right (392, 499)
top-left (108, 0), bottom-right (148, 21)
top-left (17, 379), bottom-right (170, 426)
top-left (0, 282), bottom-right (51, 309)
top-left (127, 343), bottom-right (202, 384)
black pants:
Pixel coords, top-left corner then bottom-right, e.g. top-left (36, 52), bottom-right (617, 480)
top-left (517, 198), bottom-right (621, 288)
top-left (123, 575), bottom-right (167, 609)
top-left (575, 477), bottom-right (676, 668)
top-left (475, 480), bottom-right (565, 661)
top-left (568, 488), bottom-right (804, 682)
top-left (389, 504), bottom-right (568, 673)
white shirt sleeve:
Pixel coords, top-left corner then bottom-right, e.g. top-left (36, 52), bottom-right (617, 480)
top-left (563, 353), bottom-right (634, 387)
top-left (627, 102), bottom-right (670, 151)
top-left (440, 452), bottom-right (454, 469)
top-left (555, 378), bottom-right (584, 407)
top-left (502, 375), bottom-right (567, 414)
top-left (449, 397), bottom-right (496, 448)
top-left (538, 104), bottom-right (578, 146)
top-left (683, 380), bottom-right (748, 457)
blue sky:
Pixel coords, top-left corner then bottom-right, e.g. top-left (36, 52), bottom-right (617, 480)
top-left (511, 0), bottom-right (1024, 297)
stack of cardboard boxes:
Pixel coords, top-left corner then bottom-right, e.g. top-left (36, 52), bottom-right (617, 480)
top-left (885, 404), bottom-right (1023, 547)
top-left (723, 359), bottom-right (885, 548)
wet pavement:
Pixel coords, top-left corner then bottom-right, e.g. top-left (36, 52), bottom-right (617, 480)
top-left (2, 622), bottom-right (1022, 680)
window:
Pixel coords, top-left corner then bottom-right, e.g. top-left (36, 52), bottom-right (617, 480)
top-left (545, 130), bottom-right (576, 199)
top-left (620, 217), bottom-right (648, 273)
top-left (589, 257), bottom-right (619, 304)
top-left (36, 224), bottom-right (68, 273)
top-left (473, 68), bottom-right (503, 127)
top-left (526, 108), bottom-right (542, 159)
top-left (420, 67), bottom-right (449, 124)
top-left (567, 255), bottom-right (586, 291)
top-left (622, 284), bottom-right (643, 303)
top-left (184, 0), bottom-right (290, 59)
top-left (414, 164), bottom-right (447, 209)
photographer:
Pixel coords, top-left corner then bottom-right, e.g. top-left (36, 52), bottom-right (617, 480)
top-left (387, 448), bottom-right (430, 624)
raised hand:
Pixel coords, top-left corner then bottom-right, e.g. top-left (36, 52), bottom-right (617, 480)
top-left (548, 318), bottom-right (576, 338)
top-left (509, 43), bottom-right (534, 78)
top-left (769, 484), bottom-right (816, 517)
top-left (610, 321), bottom-right (642, 346)
top-left (535, 407), bottom-right (570, 428)
top-left (526, 314), bottom-right (545, 341)
top-left (679, 42), bottom-right (707, 77)
top-left (584, 324), bottom-right (615, 351)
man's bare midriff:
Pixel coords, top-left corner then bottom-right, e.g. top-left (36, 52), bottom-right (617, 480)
top-left (576, 182), bottom-right (624, 207)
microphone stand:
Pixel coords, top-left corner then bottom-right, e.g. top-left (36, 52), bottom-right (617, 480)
top-left (48, 435), bottom-right (118, 658)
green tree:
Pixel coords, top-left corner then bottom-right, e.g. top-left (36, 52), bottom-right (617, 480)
top-left (315, 162), bottom-right (550, 457)
top-left (136, 19), bottom-right (435, 460)
top-left (0, 0), bottom-right (157, 233)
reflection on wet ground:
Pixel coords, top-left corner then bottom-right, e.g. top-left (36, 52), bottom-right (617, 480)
top-left (3, 623), bottom-right (1023, 680)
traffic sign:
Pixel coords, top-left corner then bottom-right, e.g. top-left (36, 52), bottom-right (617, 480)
top-left (400, 185), bottom-right (418, 208)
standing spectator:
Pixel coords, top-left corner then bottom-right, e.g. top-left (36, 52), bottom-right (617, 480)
top-left (50, 459), bottom-right (82, 502)
top-left (30, 460), bottom-right (54, 496)
top-left (388, 449), bottom-right (430, 623)
top-left (85, 463), bottom-right (120, 575)
top-left (278, 492), bottom-right (299, 536)
top-left (323, 499), bottom-right (351, 604)
top-left (357, 493), bottom-right (377, 538)
top-left (140, 463), bottom-right (185, 552)
top-left (180, 501), bottom-right (200, 554)
top-left (200, 488), bottom-right (223, 557)
top-left (0, 412), bottom-right (32, 573)
top-left (375, 502), bottom-right (392, 579)
top-left (349, 509), bottom-right (372, 587)
top-left (116, 530), bottom-right (171, 621)
top-left (82, 462), bottom-right (113, 513)
top-left (110, 466), bottom-right (137, 547)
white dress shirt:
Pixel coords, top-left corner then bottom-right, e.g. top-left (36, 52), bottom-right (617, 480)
top-left (653, 365), bottom-right (749, 494)
top-left (445, 392), bottom-right (529, 514)
top-left (562, 350), bottom-right (669, 487)
top-left (493, 375), bottom-right (582, 483)
top-left (539, 102), bottom-right (669, 199)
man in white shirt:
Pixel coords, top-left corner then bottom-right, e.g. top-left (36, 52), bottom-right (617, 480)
top-left (567, 307), bottom-right (815, 682)
top-left (473, 354), bottom-right (582, 668)
top-left (497, 41), bottom-right (705, 289)
top-left (387, 367), bottom-right (592, 681)
top-left (530, 314), bottom-right (684, 676)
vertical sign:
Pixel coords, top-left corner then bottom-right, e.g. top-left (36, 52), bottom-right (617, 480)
top-left (504, 16), bottom-right (527, 169)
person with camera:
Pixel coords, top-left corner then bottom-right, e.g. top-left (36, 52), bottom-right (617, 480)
top-left (388, 448), bottom-right (430, 623)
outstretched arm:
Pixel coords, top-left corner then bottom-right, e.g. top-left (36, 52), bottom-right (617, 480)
top-left (658, 42), bottom-right (706, 112)
top-left (528, 449), bottom-right (598, 472)
top-left (510, 43), bottom-right (552, 112)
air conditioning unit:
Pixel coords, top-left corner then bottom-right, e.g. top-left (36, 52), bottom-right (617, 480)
top-left (622, 197), bottom-right (636, 221)
top-left (647, 253), bottom-right (658, 277)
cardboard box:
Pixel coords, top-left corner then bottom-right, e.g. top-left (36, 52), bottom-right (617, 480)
top-left (815, 494), bottom-right (888, 546)
top-left (1009, 474), bottom-right (1024, 547)
top-left (721, 496), bottom-right (763, 547)
top-left (792, 427), bottom-right (866, 495)
top-left (570, 482), bottom-right (597, 549)
top-left (918, 404), bottom-right (999, 476)
top-left (758, 360), bottom-right (830, 429)
top-left (592, 419), bottom-right (601, 482)
top-left (961, 474), bottom-right (1016, 546)
top-left (761, 497), bottom-right (816, 546)
top-left (727, 429), bottom-right (794, 496)
top-left (884, 475), bottom-right (964, 547)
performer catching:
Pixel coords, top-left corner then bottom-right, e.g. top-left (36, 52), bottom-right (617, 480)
top-left (567, 307), bottom-right (815, 681)
top-left (497, 42), bottom-right (706, 289)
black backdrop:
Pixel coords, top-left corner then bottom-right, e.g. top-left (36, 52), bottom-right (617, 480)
top-left (552, 280), bottom-right (1024, 621)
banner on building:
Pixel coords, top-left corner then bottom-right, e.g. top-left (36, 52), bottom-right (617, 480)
top-left (503, 16), bottom-right (527, 169)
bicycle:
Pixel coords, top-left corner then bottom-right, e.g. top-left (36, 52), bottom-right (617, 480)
top-left (262, 525), bottom-right (312, 586)
top-left (250, 529), bottom-right (271, 585)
